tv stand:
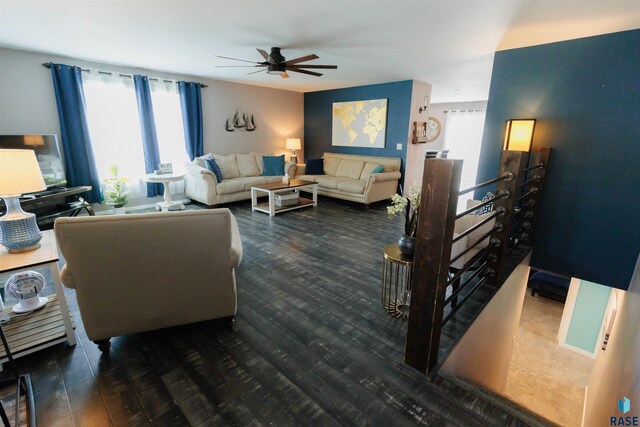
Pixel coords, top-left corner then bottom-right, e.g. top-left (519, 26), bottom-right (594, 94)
top-left (2, 186), bottom-right (95, 230)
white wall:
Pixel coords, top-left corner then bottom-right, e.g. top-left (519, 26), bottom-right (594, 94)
top-left (404, 100), bottom-right (487, 189)
top-left (404, 80), bottom-right (432, 188)
top-left (0, 47), bottom-right (304, 161)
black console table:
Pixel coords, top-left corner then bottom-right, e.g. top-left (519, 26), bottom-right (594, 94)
top-left (0, 186), bottom-right (95, 230)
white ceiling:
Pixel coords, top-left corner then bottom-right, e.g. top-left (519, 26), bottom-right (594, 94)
top-left (1, 0), bottom-right (639, 102)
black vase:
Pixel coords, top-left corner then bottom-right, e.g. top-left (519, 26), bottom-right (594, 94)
top-left (397, 235), bottom-right (416, 257)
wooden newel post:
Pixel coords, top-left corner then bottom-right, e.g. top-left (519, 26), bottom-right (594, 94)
top-left (405, 158), bottom-right (462, 374)
top-left (486, 150), bottom-right (526, 287)
top-left (520, 147), bottom-right (551, 245)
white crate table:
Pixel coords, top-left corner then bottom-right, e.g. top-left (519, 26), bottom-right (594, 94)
top-left (251, 180), bottom-right (318, 217)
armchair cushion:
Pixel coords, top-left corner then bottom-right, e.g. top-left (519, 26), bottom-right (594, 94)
top-left (262, 155), bottom-right (285, 176)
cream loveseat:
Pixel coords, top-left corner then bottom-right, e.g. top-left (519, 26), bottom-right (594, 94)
top-left (55, 209), bottom-right (242, 351)
top-left (296, 152), bottom-right (402, 205)
top-left (185, 152), bottom-right (296, 207)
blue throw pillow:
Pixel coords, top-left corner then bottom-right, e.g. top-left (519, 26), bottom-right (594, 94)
top-left (262, 155), bottom-right (285, 176)
top-left (204, 158), bottom-right (224, 182)
top-left (305, 158), bottom-right (324, 175)
top-left (371, 165), bottom-right (385, 174)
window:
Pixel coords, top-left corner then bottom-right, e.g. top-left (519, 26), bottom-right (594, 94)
top-left (83, 72), bottom-right (186, 199)
top-left (443, 109), bottom-right (487, 212)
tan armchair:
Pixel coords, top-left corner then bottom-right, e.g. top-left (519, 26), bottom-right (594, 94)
top-left (54, 209), bottom-right (242, 351)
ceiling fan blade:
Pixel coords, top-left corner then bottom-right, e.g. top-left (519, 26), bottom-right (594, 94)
top-left (287, 64), bottom-right (337, 69)
top-left (281, 72), bottom-right (290, 79)
top-left (247, 69), bottom-right (267, 75)
top-left (215, 55), bottom-right (261, 64)
top-left (257, 48), bottom-right (276, 64)
top-left (287, 68), bottom-right (323, 77)
top-left (215, 65), bottom-right (263, 67)
top-left (282, 54), bottom-right (319, 66)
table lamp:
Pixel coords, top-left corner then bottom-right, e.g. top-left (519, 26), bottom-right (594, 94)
top-left (0, 149), bottom-right (47, 253)
top-left (285, 138), bottom-right (302, 164)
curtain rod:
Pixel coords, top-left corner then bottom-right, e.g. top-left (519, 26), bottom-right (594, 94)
top-left (42, 63), bottom-right (208, 88)
top-left (443, 109), bottom-right (485, 113)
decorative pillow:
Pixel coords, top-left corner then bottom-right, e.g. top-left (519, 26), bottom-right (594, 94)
top-left (474, 192), bottom-right (494, 215)
top-left (212, 153), bottom-right (240, 179)
top-left (305, 158), bottom-right (324, 175)
top-left (262, 155), bottom-right (285, 176)
top-left (323, 156), bottom-right (341, 176)
top-left (194, 153), bottom-right (212, 168)
top-left (360, 162), bottom-right (383, 179)
top-left (204, 158), bottom-right (224, 182)
top-left (372, 165), bottom-right (385, 173)
top-left (335, 159), bottom-right (366, 180)
top-left (236, 153), bottom-right (260, 177)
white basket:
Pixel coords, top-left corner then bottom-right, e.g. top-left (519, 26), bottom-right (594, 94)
top-left (275, 190), bottom-right (299, 207)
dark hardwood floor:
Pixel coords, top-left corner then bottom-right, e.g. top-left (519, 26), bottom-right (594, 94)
top-left (1, 197), bottom-right (544, 426)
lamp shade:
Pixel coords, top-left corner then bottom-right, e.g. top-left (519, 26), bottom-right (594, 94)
top-left (0, 149), bottom-right (46, 196)
top-left (285, 138), bottom-right (301, 151)
top-left (503, 119), bottom-right (536, 152)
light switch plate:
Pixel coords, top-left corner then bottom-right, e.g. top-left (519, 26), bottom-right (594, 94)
top-left (396, 143), bottom-right (403, 150)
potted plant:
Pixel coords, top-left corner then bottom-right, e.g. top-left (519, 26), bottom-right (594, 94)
top-left (102, 165), bottom-right (129, 214)
top-left (387, 185), bottom-right (421, 256)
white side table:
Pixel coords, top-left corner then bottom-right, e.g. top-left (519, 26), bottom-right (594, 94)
top-left (144, 173), bottom-right (185, 211)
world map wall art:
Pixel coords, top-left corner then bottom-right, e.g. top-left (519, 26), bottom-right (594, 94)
top-left (332, 99), bottom-right (388, 148)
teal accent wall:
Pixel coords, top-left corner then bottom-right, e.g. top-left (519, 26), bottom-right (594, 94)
top-left (566, 280), bottom-right (611, 353)
top-left (304, 80), bottom-right (413, 177)
top-left (475, 29), bottom-right (640, 289)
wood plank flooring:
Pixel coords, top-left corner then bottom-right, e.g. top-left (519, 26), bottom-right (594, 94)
top-left (0, 197), bottom-right (545, 426)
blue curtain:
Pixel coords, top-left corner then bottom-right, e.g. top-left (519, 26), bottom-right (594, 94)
top-left (50, 63), bottom-right (103, 203)
top-left (178, 81), bottom-right (204, 160)
top-left (133, 75), bottom-right (163, 197)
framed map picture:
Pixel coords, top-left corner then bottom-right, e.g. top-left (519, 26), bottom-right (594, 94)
top-left (332, 99), bottom-right (388, 148)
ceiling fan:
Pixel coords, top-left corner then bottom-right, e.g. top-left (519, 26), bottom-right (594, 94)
top-left (215, 47), bottom-right (337, 79)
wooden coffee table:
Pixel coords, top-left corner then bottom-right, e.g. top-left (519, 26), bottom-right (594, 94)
top-left (251, 180), bottom-right (318, 216)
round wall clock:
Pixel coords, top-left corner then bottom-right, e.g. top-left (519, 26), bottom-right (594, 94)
top-left (425, 117), bottom-right (441, 142)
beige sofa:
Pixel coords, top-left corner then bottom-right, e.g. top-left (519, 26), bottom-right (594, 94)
top-left (54, 209), bottom-right (242, 350)
top-left (185, 152), bottom-right (296, 207)
top-left (296, 152), bottom-right (402, 204)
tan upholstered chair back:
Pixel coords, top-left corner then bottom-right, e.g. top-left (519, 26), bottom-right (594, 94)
top-left (54, 209), bottom-right (241, 341)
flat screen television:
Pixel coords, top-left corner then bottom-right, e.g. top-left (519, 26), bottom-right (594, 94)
top-left (0, 135), bottom-right (67, 188)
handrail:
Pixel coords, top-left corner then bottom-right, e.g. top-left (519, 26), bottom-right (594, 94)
top-left (518, 175), bottom-right (541, 188)
top-left (444, 260), bottom-right (490, 306)
top-left (452, 209), bottom-right (503, 244)
top-left (455, 192), bottom-right (507, 219)
top-left (442, 274), bottom-right (491, 325)
top-left (449, 225), bottom-right (501, 266)
top-left (458, 172), bottom-right (513, 196)
top-left (447, 248), bottom-right (491, 285)
top-left (516, 188), bottom-right (538, 203)
top-left (520, 161), bottom-right (544, 173)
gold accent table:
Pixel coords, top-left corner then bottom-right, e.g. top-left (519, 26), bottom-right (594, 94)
top-left (0, 230), bottom-right (76, 367)
top-left (381, 243), bottom-right (414, 319)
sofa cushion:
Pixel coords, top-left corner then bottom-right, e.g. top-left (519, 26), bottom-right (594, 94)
top-left (323, 156), bottom-right (341, 176)
top-left (263, 176), bottom-right (283, 183)
top-left (360, 162), bottom-right (383, 179)
top-left (337, 179), bottom-right (367, 194)
top-left (262, 155), bottom-right (285, 176)
top-left (305, 158), bottom-right (323, 175)
top-left (232, 176), bottom-right (269, 191)
top-left (315, 175), bottom-right (347, 190)
top-left (213, 153), bottom-right (240, 179)
top-left (236, 153), bottom-right (260, 177)
top-left (297, 175), bottom-right (318, 182)
top-left (336, 159), bottom-right (365, 180)
top-left (251, 152), bottom-right (265, 174)
top-left (216, 179), bottom-right (246, 195)
top-left (204, 158), bottom-right (224, 182)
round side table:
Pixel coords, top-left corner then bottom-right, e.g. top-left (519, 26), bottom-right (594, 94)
top-left (381, 243), bottom-right (414, 319)
top-left (143, 173), bottom-right (185, 212)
